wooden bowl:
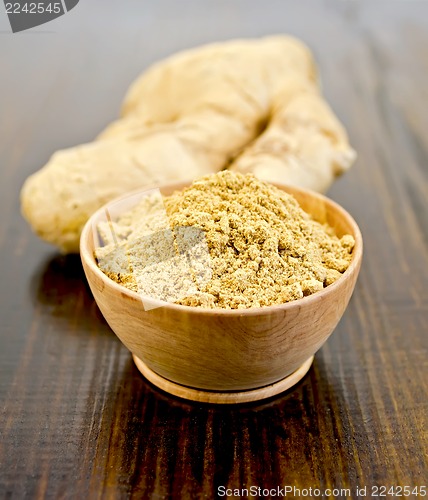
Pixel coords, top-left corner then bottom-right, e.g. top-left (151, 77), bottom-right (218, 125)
top-left (80, 182), bottom-right (362, 404)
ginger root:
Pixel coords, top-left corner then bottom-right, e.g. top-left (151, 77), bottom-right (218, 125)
top-left (21, 35), bottom-right (355, 253)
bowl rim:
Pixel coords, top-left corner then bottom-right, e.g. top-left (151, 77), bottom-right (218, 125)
top-left (80, 180), bottom-right (363, 316)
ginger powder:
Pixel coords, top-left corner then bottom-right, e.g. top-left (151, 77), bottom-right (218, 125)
top-left (95, 171), bottom-right (355, 309)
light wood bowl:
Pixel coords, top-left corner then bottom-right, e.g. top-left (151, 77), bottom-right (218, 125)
top-left (80, 182), bottom-right (362, 404)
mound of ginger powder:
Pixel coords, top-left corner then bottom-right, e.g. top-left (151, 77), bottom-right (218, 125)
top-left (95, 171), bottom-right (355, 309)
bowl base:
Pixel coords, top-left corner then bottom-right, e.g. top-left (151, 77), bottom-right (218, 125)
top-left (132, 355), bottom-right (314, 404)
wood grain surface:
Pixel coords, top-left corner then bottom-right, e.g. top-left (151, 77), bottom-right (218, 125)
top-left (0, 1), bottom-right (427, 498)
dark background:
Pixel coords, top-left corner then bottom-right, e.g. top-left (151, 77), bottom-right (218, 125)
top-left (1, 1), bottom-right (427, 498)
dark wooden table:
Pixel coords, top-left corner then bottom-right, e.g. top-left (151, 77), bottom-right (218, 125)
top-left (1, 1), bottom-right (427, 498)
